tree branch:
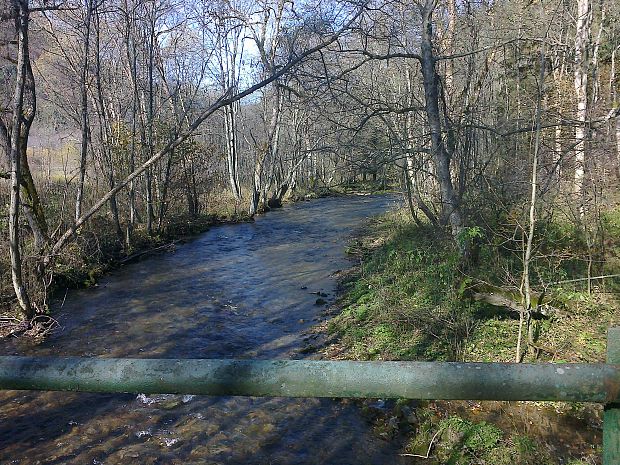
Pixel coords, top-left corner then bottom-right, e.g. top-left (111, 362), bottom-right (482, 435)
top-left (44, 2), bottom-right (367, 264)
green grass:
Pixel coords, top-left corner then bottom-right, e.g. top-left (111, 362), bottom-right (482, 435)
top-left (332, 210), bottom-right (480, 361)
top-left (332, 208), bottom-right (620, 364)
top-left (327, 207), bottom-right (620, 464)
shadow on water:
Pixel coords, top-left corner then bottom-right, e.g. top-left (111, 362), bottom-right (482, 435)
top-left (1, 195), bottom-right (409, 465)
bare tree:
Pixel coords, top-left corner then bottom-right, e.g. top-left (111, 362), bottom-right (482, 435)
top-left (74, 0), bottom-right (94, 222)
top-left (7, 0), bottom-right (34, 318)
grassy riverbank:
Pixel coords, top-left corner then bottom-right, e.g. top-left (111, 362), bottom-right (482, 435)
top-left (0, 190), bottom-right (251, 334)
top-left (322, 208), bottom-right (620, 464)
top-left (0, 184), bottom-right (389, 335)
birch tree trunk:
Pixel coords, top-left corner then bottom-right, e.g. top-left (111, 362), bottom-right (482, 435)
top-left (224, 103), bottom-right (242, 200)
top-left (220, 22), bottom-right (244, 201)
top-left (574, 0), bottom-right (591, 208)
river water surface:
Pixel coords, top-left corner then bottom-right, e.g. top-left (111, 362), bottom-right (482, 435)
top-left (0, 195), bottom-right (407, 465)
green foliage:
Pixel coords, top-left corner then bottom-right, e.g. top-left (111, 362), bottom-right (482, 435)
top-left (438, 416), bottom-right (502, 454)
top-left (404, 414), bottom-right (553, 465)
top-left (333, 205), bottom-right (620, 364)
top-left (463, 318), bottom-right (516, 361)
top-left (332, 212), bottom-right (475, 361)
top-left (457, 226), bottom-right (484, 252)
top-left (353, 304), bottom-right (369, 321)
top-left (331, 206), bottom-right (618, 464)
top-left (436, 416), bottom-right (554, 465)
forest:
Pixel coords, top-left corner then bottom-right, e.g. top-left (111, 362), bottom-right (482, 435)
top-left (1, 0), bottom-right (620, 462)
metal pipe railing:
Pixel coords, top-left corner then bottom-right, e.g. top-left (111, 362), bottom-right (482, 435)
top-left (0, 356), bottom-right (619, 402)
top-left (0, 326), bottom-right (618, 463)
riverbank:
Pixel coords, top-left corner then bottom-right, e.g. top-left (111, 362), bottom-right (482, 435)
top-left (1, 190), bottom-right (274, 336)
top-left (316, 208), bottom-right (620, 464)
top-left (0, 211), bottom-right (250, 338)
top-left (0, 185), bottom-right (396, 337)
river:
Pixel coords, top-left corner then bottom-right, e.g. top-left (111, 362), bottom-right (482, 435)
top-left (0, 195), bottom-right (407, 465)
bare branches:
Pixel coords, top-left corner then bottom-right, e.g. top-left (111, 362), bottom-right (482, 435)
top-left (45, 1), bottom-right (367, 261)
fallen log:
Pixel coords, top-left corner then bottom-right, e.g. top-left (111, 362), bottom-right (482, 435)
top-left (471, 291), bottom-right (557, 318)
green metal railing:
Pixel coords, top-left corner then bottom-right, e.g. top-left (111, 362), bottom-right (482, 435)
top-left (1, 327), bottom-right (619, 463)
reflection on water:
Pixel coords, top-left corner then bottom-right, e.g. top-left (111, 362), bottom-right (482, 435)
top-left (0, 195), bottom-right (407, 465)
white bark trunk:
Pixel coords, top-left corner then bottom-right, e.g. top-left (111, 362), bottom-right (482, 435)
top-left (574, 0), bottom-right (591, 206)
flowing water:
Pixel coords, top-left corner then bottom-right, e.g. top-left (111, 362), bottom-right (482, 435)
top-left (0, 195), bottom-right (408, 465)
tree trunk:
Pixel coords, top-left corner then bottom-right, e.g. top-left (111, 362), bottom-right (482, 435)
top-left (19, 141), bottom-right (49, 249)
top-left (403, 166), bottom-right (423, 226)
top-left (616, 117), bottom-right (620, 177)
top-left (224, 103), bottom-right (242, 201)
top-left (249, 150), bottom-right (265, 216)
top-left (75, 0), bottom-right (93, 222)
top-left (590, 0), bottom-right (605, 104)
top-left (121, 2), bottom-right (139, 244)
top-left (406, 155), bottom-right (439, 226)
top-left (574, 0), bottom-right (591, 209)
top-left (157, 150), bottom-right (174, 232)
top-left (9, 0), bottom-right (33, 319)
top-left (17, 5), bottom-right (48, 252)
top-left (611, 46), bottom-right (620, 176)
top-left (418, 0), bottom-right (465, 249)
top-left (145, 3), bottom-right (156, 235)
top-left (517, 43), bottom-right (546, 363)
top-left (270, 154), bottom-right (308, 207)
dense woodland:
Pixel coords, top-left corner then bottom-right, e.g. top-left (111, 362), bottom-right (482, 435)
top-left (1, 0), bottom-right (619, 360)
